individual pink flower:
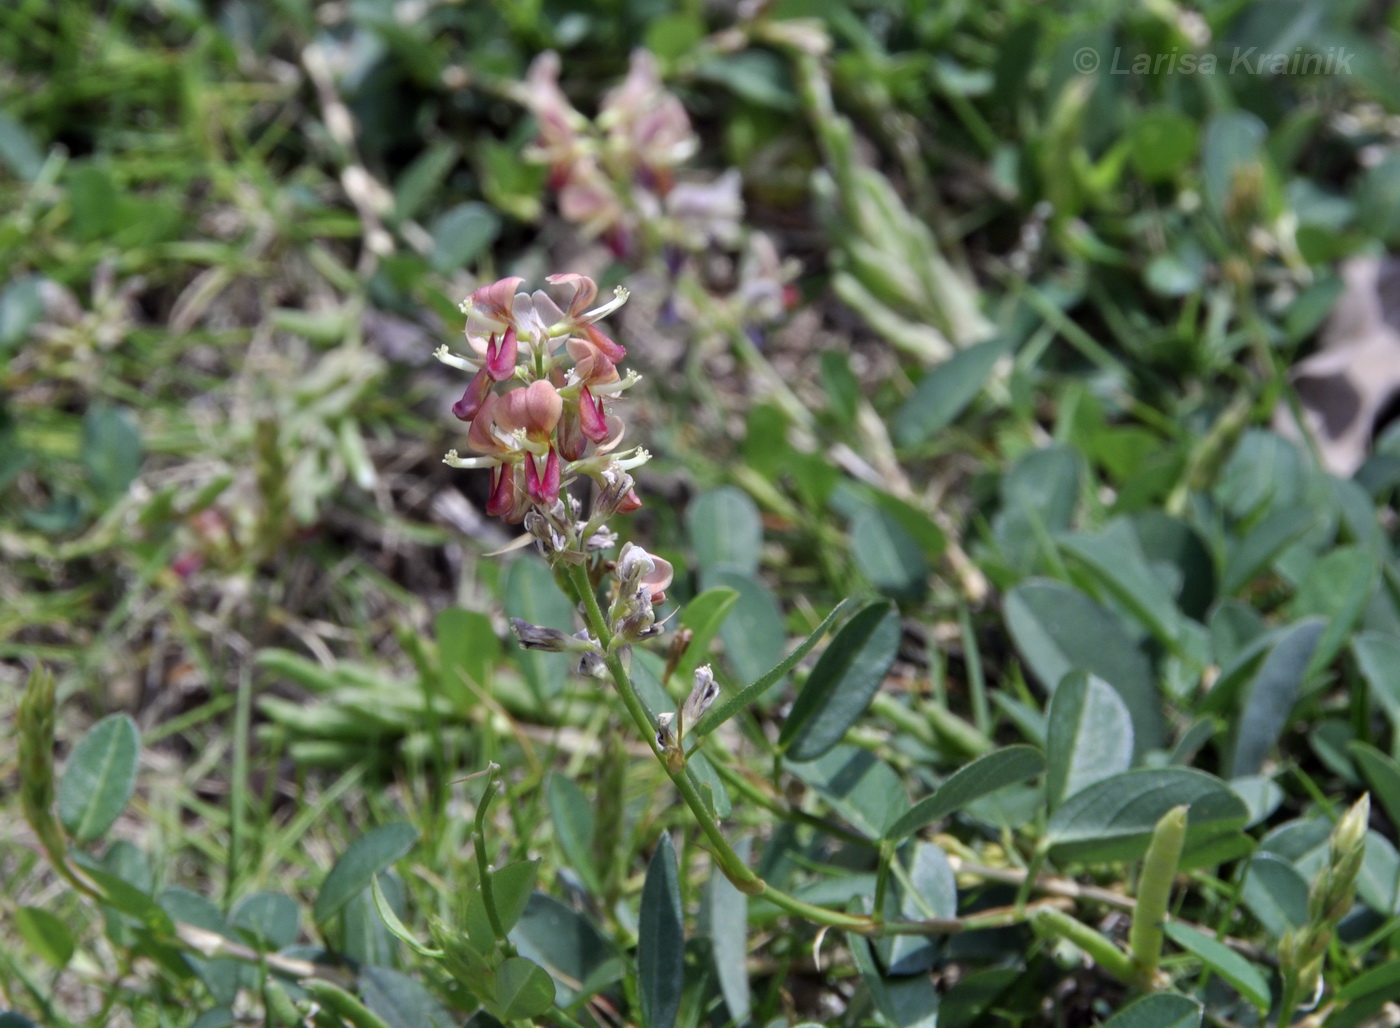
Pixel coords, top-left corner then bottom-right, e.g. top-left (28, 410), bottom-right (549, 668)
top-left (598, 50), bottom-right (698, 175)
top-left (521, 52), bottom-right (590, 185)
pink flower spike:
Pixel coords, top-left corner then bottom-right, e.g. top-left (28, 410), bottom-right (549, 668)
top-left (579, 386), bottom-right (609, 443)
top-left (585, 324), bottom-right (627, 364)
top-left (546, 273), bottom-right (599, 319)
top-left (525, 448), bottom-right (561, 506)
top-left (486, 326), bottom-right (518, 381)
top-left (500, 380), bottom-right (564, 439)
top-left (486, 464), bottom-right (516, 517)
top-left (467, 276), bottom-right (525, 325)
top-left (452, 370), bottom-right (493, 422)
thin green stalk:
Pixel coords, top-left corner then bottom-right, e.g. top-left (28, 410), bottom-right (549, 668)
top-left (472, 763), bottom-right (513, 951)
top-left (226, 663), bottom-right (253, 908)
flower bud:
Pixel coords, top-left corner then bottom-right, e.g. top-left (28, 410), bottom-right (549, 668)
top-left (682, 664), bottom-right (719, 730)
top-left (510, 618), bottom-right (600, 654)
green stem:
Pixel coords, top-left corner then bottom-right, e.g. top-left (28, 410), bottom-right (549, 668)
top-left (472, 763), bottom-right (512, 949)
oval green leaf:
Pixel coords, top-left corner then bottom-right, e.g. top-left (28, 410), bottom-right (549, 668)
top-left (688, 487), bottom-right (762, 574)
top-left (676, 587), bottom-right (740, 680)
top-left (58, 713), bottom-right (140, 844)
top-left (780, 602), bottom-right (901, 762)
top-left (851, 507), bottom-right (929, 601)
top-left (313, 822), bottom-right (418, 925)
top-left (1045, 672), bottom-right (1132, 811)
top-left (894, 337), bottom-right (1006, 447)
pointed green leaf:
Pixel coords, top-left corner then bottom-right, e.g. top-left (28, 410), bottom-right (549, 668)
top-left (1004, 579), bottom-right (1163, 752)
top-left (360, 966), bottom-right (458, 1028)
top-left (488, 860), bottom-right (540, 936)
top-left (787, 745), bottom-right (907, 840)
top-left (638, 834), bottom-right (684, 1028)
top-left (885, 745), bottom-right (1045, 841)
top-left (694, 599), bottom-right (853, 739)
top-left (1228, 618), bottom-right (1324, 777)
top-left (371, 875), bottom-right (442, 957)
top-left (230, 892), bottom-right (299, 951)
top-left (703, 569), bottom-right (786, 688)
top-left (780, 601), bottom-right (900, 761)
top-left (313, 823), bottom-right (418, 925)
top-left (1046, 672), bottom-right (1133, 810)
top-left (58, 714), bottom-right (139, 844)
top-left (1162, 922), bottom-right (1270, 1013)
top-left (1240, 854), bottom-right (1308, 938)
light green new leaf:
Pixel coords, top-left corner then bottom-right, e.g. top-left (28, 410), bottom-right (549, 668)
top-left (1045, 672), bottom-right (1133, 810)
top-left (885, 745), bottom-right (1045, 841)
top-left (639, 834), bottom-right (684, 1028)
top-left (780, 601), bottom-right (901, 761)
top-left (313, 823), bottom-right (419, 925)
top-left (13, 907), bottom-right (75, 968)
top-left (1163, 921), bottom-right (1270, 1014)
top-left (58, 713), bottom-right (140, 845)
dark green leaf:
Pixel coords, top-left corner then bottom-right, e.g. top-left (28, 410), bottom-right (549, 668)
top-left (885, 745), bottom-right (1045, 841)
top-left (703, 840), bottom-right (750, 1023)
top-left (360, 965), bottom-right (457, 1028)
top-left (547, 774), bottom-right (600, 896)
top-left (879, 841), bottom-right (957, 974)
top-left (781, 601), bottom-right (901, 761)
top-left (1004, 579), bottom-right (1163, 752)
top-left (787, 744), bottom-right (907, 840)
top-left (393, 142), bottom-right (460, 223)
top-left (159, 888), bottom-right (241, 1004)
top-left (488, 860), bottom-right (540, 936)
top-left (1058, 520), bottom-right (1184, 651)
top-left (1162, 922), bottom-right (1269, 1013)
top-left (688, 487), bottom-right (762, 574)
top-left (1352, 631), bottom-right (1400, 733)
top-left (493, 957), bottom-right (555, 1021)
top-left (58, 713), bottom-right (140, 844)
top-left (638, 834), bottom-right (684, 1028)
top-left (851, 508), bottom-right (929, 601)
top-left (509, 894), bottom-right (618, 1007)
top-left (1046, 769), bottom-right (1249, 864)
top-left (313, 823), bottom-right (418, 925)
top-left (1045, 672), bottom-right (1133, 810)
top-left (1221, 507), bottom-right (1318, 595)
top-left (82, 405), bottom-right (143, 505)
top-left (1228, 618), bottom-right (1324, 777)
top-left (231, 892), bottom-right (299, 950)
top-left (1100, 993), bottom-right (1202, 1028)
top-left (1240, 854), bottom-right (1308, 938)
top-left (342, 871), bottom-right (401, 967)
top-left (1290, 547), bottom-right (1377, 680)
top-left (992, 447), bottom-right (1081, 568)
top-left (894, 338), bottom-right (1006, 447)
